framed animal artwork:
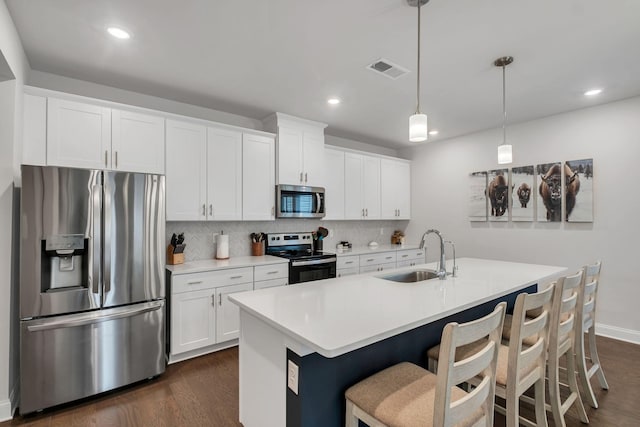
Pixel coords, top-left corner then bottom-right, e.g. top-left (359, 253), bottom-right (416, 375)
top-left (468, 171), bottom-right (488, 221)
top-left (487, 169), bottom-right (509, 222)
top-left (511, 166), bottom-right (535, 222)
top-left (536, 162), bottom-right (562, 222)
top-left (565, 158), bottom-right (593, 222)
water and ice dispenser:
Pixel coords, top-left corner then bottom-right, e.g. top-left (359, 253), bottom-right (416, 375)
top-left (42, 235), bottom-right (88, 291)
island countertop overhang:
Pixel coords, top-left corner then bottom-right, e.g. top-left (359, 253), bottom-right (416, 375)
top-left (230, 258), bottom-right (567, 358)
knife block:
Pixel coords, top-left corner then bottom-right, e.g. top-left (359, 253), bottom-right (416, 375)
top-left (167, 245), bottom-right (184, 265)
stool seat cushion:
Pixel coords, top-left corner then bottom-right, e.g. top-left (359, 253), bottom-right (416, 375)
top-left (345, 362), bottom-right (479, 427)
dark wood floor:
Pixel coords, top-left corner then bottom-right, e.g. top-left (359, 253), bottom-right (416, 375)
top-left (3, 335), bottom-right (639, 426)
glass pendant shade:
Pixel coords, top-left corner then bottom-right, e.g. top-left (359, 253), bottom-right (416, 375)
top-left (409, 113), bottom-right (428, 142)
top-left (497, 143), bottom-right (513, 164)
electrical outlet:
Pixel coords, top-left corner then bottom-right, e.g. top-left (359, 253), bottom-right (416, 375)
top-left (287, 360), bottom-right (299, 394)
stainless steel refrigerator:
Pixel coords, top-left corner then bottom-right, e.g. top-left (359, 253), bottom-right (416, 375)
top-left (19, 165), bottom-right (166, 414)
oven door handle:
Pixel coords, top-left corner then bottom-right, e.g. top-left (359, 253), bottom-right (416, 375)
top-left (291, 257), bottom-right (337, 267)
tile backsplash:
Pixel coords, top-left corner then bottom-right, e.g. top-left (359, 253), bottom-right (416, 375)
top-left (166, 220), bottom-right (410, 261)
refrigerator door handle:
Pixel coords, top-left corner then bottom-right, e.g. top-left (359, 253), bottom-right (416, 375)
top-left (103, 180), bottom-right (112, 295)
top-left (26, 300), bottom-right (164, 332)
top-left (91, 184), bottom-right (102, 295)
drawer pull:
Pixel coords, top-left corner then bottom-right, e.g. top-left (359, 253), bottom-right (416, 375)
top-left (366, 259), bottom-right (374, 262)
top-left (230, 275), bottom-right (243, 280)
top-left (402, 254), bottom-right (408, 258)
top-left (188, 280), bottom-right (203, 285)
top-left (345, 261), bottom-right (354, 265)
top-left (385, 256), bottom-right (393, 260)
top-left (267, 271), bottom-right (278, 275)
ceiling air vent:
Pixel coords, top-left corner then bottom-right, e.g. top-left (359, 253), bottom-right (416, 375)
top-left (367, 58), bottom-right (409, 80)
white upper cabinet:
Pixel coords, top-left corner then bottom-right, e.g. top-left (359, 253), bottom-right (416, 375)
top-left (263, 113), bottom-right (327, 187)
top-left (242, 133), bottom-right (275, 221)
top-left (112, 109), bottom-right (165, 174)
top-left (47, 98), bottom-right (112, 170)
top-left (166, 120), bottom-right (208, 221)
top-left (22, 93), bottom-right (47, 166)
top-left (207, 127), bottom-right (243, 221)
top-left (323, 147), bottom-right (345, 220)
top-left (36, 92), bottom-right (165, 173)
top-left (344, 152), bottom-right (380, 220)
top-left (380, 158), bottom-right (411, 219)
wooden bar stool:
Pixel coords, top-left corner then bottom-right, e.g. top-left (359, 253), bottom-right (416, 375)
top-left (344, 302), bottom-right (506, 427)
top-left (426, 284), bottom-right (554, 427)
top-left (575, 260), bottom-right (609, 408)
top-left (546, 270), bottom-right (589, 427)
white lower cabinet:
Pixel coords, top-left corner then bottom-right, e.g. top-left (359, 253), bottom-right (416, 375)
top-left (170, 267), bottom-right (253, 361)
top-left (359, 252), bottom-right (397, 273)
top-left (216, 282), bottom-right (254, 342)
top-left (396, 249), bottom-right (426, 267)
top-left (254, 264), bottom-right (288, 289)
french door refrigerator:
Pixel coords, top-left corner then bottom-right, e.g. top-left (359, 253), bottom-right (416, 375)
top-left (20, 165), bottom-right (166, 414)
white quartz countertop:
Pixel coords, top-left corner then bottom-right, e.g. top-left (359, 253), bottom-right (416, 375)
top-left (166, 255), bottom-right (288, 275)
top-left (230, 258), bottom-right (566, 358)
top-left (328, 243), bottom-right (422, 256)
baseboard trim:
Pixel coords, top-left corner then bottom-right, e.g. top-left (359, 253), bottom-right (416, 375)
top-left (0, 397), bottom-right (12, 422)
top-left (596, 323), bottom-right (640, 345)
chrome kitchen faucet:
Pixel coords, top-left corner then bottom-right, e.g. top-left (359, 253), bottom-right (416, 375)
top-left (419, 229), bottom-right (447, 280)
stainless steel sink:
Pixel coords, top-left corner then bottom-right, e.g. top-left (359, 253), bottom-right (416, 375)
top-left (380, 269), bottom-right (440, 283)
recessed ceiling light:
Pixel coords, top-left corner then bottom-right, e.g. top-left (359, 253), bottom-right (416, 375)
top-left (107, 27), bottom-right (131, 39)
top-left (428, 130), bottom-right (439, 136)
top-left (327, 98), bottom-right (341, 105)
top-left (584, 88), bottom-right (602, 96)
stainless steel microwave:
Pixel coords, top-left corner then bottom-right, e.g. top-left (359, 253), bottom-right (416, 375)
top-left (276, 185), bottom-right (325, 218)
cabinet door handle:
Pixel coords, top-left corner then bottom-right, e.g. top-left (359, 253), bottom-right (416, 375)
top-left (365, 208), bottom-right (368, 217)
top-left (202, 204), bottom-right (206, 216)
top-left (230, 275), bottom-right (243, 280)
top-left (209, 204), bottom-right (213, 216)
top-left (271, 206), bottom-right (275, 216)
top-left (362, 208), bottom-right (364, 217)
top-left (188, 280), bottom-right (203, 285)
top-left (300, 172), bottom-right (303, 182)
top-left (304, 172), bottom-right (308, 183)
top-left (105, 150), bottom-right (108, 168)
top-left (219, 294), bottom-right (222, 306)
top-left (212, 294), bottom-right (215, 306)
top-left (115, 151), bottom-right (118, 168)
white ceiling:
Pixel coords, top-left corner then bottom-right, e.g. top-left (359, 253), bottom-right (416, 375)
top-left (6, 0), bottom-right (640, 149)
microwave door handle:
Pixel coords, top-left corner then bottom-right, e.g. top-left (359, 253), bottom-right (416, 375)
top-left (316, 192), bottom-right (321, 214)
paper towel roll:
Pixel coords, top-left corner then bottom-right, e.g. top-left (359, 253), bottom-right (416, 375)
top-left (216, 234), bottom-right (229, 259)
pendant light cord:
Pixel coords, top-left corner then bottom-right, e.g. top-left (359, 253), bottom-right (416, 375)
top-left (416, 1), bottom-right (421, 114)
top-left (502, 63), bottom-right (507, 145)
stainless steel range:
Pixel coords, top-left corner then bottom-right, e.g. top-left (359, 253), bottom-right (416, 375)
top-left (265, 233), bottom-right (336, 284)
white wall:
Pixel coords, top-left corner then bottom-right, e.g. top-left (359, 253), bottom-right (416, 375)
top-left (0, 0), bottom-right (29, 419)
top-left (402, 96), bottom-right (640, 343)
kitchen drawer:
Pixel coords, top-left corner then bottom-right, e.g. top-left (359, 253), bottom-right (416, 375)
top-left (172, 267), bottom-right (253, 294)
top-left (396, 260), bottom-right (423, 268)
top-left (337, 255), bottom-right (359, 270)
top-left (397, 249), bottom-right (426, 263)
top-left (359, 252), bottom-right (396, 267)
top-left (254, 277), bottom-right (288, 290)
top-left (360, 262), bottom-right (396, 274)
top-left (337, 267), bottom-right (359, 278)
top-left (254, 263), bottom-right (288, 281)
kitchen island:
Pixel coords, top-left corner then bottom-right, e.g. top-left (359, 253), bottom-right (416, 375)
top-left (230, 258), bottom-right (566, 427)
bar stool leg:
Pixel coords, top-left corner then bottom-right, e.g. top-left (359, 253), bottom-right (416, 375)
top-left (576, 330), bottom-right (599, 408)
top-left (548, 354), bottom-right (566, 427)
top-left (588, 326), bottom-right (609, 390)
top-left (566, 349), bottom-right (589, 423)
top-left (534, 376), bottom-right (548, 427)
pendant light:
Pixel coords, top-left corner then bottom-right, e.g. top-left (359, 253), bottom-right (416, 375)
top-left (409, 0), bottom-right (429, 142)
top-left (495, 56), bottom-right (513, 164)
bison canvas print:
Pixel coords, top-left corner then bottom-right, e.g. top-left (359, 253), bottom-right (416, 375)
top-left (511, 165), bottom-right (535, 222)
top-left (468, 171), bottom-right (488, 221)
top-left (565, 158), bottom-right (593, 222)
top-left (487, 169), bottom-right (509, 222)
top-left (537, 162), bottom-right (562, 222)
